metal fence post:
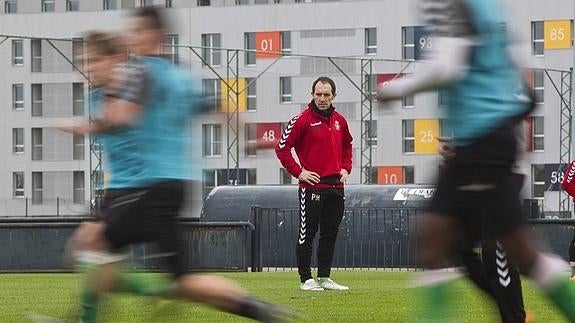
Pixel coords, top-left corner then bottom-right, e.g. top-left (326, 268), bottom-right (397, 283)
top-left (25, 197), bottom-right (28, 217)
top-left (57, 197), bottom-right (60, 217)
top-left (250, 205), bottom-right (262, 272)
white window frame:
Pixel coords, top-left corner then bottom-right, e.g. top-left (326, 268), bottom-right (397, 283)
top-left (32, 84), bottom-right (43, 116)
top-left (533, 69), bottom-right (544, 104)
top-left (32, 128), bottom-right (43, 160)
top-left (246, 78), bottom-right (256, 111)
top-left (402, 120), bottom-right (415, 154)
top-left (164, 34), bottom-right (179, 65)
top-left (365, 28), bottom-right (377, 55)
top-left (532, 116), bottom-right (544, 152)
top-left (42, 0), bottom-right (55, 12)
top-left (73, 171), bottom-right (85, 204)
top-left (245, 123), bottom-right (257, 157)
top-left (364, 120), bottom-right (378, 147)
top-left (281, 31), bottom-right (292, 56)
top-left (201, 34), bottom-right (221, 67)
top-left (73, 83), bottom-right (84, 116)
top-left (532, 164), bottom-right (545, 199)
top-left (12, 39), bottom-right (23, 66)
top-left (13, 84), bottom-right (24, 110)
top-left (73, 134), bottom-right (85, 160)
top-left (66, 0), bottom-right (79, 11)
top-left (13, 172), bottom-right (24, 198)
top-left (280, 77), bottom-right (292, 103)
top-left (402, 26), bottom-right (415, 61)
top-left (5, 0), bottom-right (17, 13)
top-left (103, 0), bottom-right (117, 10)
top-left (32, 171), bottom-right (43, 204)
top-left (202, 124), bottom-right (222, 157)
top-left (244, 32), bottom-right (256, 66)
top-left (531, 21), bottom-right (544, 57)
top-left (13, 128), bottom-right (24, 154)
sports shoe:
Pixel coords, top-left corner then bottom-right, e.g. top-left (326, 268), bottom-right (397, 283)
top-left (317, 277), bottom-right (349, 290)
top-left (300, 278), bottom-right (324, 291)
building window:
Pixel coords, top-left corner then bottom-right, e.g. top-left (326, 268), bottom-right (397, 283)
top-left (140, 0), bottom-right (154, 6)
top-left (165, 0), bottom-right (172, 7)
top-left (244, 32), bottom-right (256, 66)
top-left (202, 79), bottom-right (221, 111)
top-left (533, 69), bottom-right (544, 104)
top-left (364, 120), bottom-right (377, 147)
top-left (66, 0), bottom-right (79, 11)
top-left (402, 26), bottom-right (415, 60)
top-left (532, 164), bottom-right (545, 199)
top-left (202, 124), bottom-right (222, 157)
top-left (5, 0), bottom-right (17, 13)
top-left (201, 34), bottom-right (221, 66)
top-left (403, 120), bottom-right (415, 153)
top-left (280, 77), bottom-right (292, 103)
top-left (280, 168), bottom-right (293, 184)
top-left (32, 172), bottom-right (42, 204)
top-left (255, 0), bottom-right (267, 4)
top-left (31, 39), bottom-right (42, 72)
top-left (531, 21), bottom-right (544, 56)
top-left (202, 168), bottom-right (256, 198)
top-left (73, 134), bottom-right (85, 160)
top-left (245, 123), bottom-right (257, 156)
top-left (32, 84), bottom-right (43, 116)
top-left (531, 116), bottom-right (544, 151)
top-left (438, 90), bottom-right (448, 107)
top-left (236, 0), bottom-right (249, 4)
top-left (73, 83), bottom-right (84, 116)
top-left (13, 84), bottom-right (24, 110)
top-left (72, 38), bottom-right (84, 70)
top-left (32, 128), bottom-right (43, 160)
top-left (12, 39), bottom-right (23, 66)
top-left (103, 0), bottom-right (117, 9)
top-left (164, 34), bottom-right (179, 65)
top-left (122, 0), bottom-right (135, 8)
top-left (403, 95), bottom-right (414, 108)
top-left (364, 74), bottom-right (377, 101)
top-left (73, 171), bottom-right (85, 204)
top-left (197, 0), bottom-right (210, 6)
top-left (13, 128), bottom-right (24, 154)
top-left (42, 0), bottom-right (55, 12)
top-left (246, 78), bottom-right (256, 111)
top-left (281, 31), bottom-right (292, 56)
top-left (404, 166), bottom-right (415, 184)
top-left (365, 28), bottom-right (377, 55)
top-left (13, 172), bottom-right (24, 198)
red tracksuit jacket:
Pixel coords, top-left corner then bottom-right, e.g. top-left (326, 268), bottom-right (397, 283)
top-left (275, 103), bottom-right (353, 189)
top-left (562, 160), bottom-right (575, 201)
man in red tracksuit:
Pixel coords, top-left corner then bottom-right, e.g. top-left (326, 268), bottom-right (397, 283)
top-left (275, 76), bottom-right (353, 291)
top-left (561, 160), bottom-right (575, 279)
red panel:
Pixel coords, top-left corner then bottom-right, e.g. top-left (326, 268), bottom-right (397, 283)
top-left (256, 123), bottom-right (281, 149)
top-left (377, 73), bottom-right (402, 87)
top-left (377, 166), bottom-right (404, 184)
top-left (256, 32), bottom-right (281, 59)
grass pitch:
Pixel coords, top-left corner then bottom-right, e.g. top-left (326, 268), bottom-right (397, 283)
top-left (0, 270), bottom-right (567, 322)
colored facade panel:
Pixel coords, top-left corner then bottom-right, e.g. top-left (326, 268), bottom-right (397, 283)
top-left (256, 31), bottom-right (281, 58)
top-left (377, 166), bottom-right (404, 184)
top-left (544, 20), bottom-right (572, 49)
top-left (256, 123), bottom-right (281, 149)
top-left (414, 119), bottom-right (439, 154)
top-left (220, 78), bottom-right (247, 112)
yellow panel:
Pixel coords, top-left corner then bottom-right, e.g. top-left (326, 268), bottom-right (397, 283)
top-left (220, 78), bottom-right (247, 112)
top-left (544, 20), bottom-right (572, 49)
top-left (414, 119), bottom-right (439, 154)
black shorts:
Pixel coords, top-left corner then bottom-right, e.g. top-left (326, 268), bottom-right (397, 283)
top-left (427, 121), bottom-right (525, 241)
top-left (100, 180), bottom-right (186, 277)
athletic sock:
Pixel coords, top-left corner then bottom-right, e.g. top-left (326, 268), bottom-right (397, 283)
top-left (413, 269), bottom-right (461, 322)
top-left (531, 253), bottom-right (575, 322)
top-left (232, 296), bottom-right (282, 321)
top-left (76, 262), bottom-right (100, 323)
top-left (115, 269), bottom-right (173, 297)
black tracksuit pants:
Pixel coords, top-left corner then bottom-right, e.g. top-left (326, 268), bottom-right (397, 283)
top-left (460, 242), bottom-right (526, 323)
top-left (296, 187), bottom-right (344, 283)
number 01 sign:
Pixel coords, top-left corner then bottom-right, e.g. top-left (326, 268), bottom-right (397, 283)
top-left (256, 32), bottom-right (281, 58)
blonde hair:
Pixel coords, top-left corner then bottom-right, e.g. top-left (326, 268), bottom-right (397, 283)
top-left (84, 30), bottom-right (120, 56)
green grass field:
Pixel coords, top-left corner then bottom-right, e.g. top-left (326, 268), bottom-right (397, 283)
top-left (0, 271), bottom-right (567, 322)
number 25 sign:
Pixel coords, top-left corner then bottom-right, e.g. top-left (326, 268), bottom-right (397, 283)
top-left (256, 32), bottom-right (281, 58)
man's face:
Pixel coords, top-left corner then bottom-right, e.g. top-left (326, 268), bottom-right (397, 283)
top-left (128, 17), bottom-right (158, 55)
top-left (312, 82), bottom-right (336, 111)
top-left (86, 47), bottom-right (118, 87)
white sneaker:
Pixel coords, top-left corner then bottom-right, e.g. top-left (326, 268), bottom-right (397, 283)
top-left (317, 277), bottom-right (349, 290)
top-left (300, 278), bottom-right (324, 291)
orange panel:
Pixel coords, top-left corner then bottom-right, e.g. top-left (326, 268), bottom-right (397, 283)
top-left (256, 31), bottom-right (281, 58)
top-left (377, 166), bottom-right (404, 184)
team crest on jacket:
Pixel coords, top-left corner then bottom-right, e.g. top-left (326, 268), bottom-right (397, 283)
top-left (334, 120), bottom-right (341, 131)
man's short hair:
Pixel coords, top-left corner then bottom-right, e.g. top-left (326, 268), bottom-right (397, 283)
top-left (311, 76), bottom-right (336, 95)
top-left (84, 30), bottom-right (120, 56)
top-left (132, 6), bottom-right (164, 31)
